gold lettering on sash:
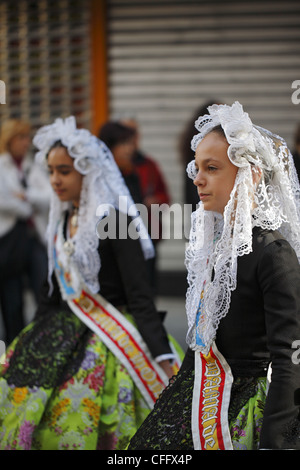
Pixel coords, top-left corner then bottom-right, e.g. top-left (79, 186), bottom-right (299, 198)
top-left (76, 295), bottom-right (165, 399)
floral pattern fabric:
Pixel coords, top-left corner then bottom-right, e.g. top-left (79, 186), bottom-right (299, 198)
top-left (0, 312), bottom-right (151, 450)
top-left (229, 377), bottom-right (266, 450)
top-left (128, 367), bottom-right (267, 450)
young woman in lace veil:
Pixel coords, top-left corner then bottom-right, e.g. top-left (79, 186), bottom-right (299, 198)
top-left (129, 101), bottom-right (300, 450)
top-left (0, 116), bottom-right (182, 450)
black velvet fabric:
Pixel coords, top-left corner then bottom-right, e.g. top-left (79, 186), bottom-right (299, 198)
top-left (130, 227), bottom-right (300, 450)
top-left (35, 210), bottom-right (172, 361)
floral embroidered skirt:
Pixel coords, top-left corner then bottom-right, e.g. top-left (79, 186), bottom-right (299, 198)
top-left (128, 364), bottom-right (267, 450)
top-left (0, 309), bottom-right (157, 450)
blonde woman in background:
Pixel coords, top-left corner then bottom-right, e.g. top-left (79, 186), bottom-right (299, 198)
top-left (0, 119), bottom-right (51, 343)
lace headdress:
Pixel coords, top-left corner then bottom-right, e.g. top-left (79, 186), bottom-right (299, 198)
top-left (185, 101), bottom-right (300, 352)
top-left (33, 116), bottom-right (154, 297)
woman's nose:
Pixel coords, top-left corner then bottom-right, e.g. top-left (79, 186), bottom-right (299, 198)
top-left (50, 171), bottom-right (61, 186)
top-left (193, 170), bottom-right (204, 186)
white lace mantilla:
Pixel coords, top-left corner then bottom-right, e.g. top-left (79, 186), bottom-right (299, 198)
top-left (185, 102), bottom-right (300, 353)
top-left (33, 116), bottom-right (154, 296)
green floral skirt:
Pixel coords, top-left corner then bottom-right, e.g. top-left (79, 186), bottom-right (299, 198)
top-left (128, 367), bottom-right (267, 450)
top-left (0, 308), bottom-right (180, 450)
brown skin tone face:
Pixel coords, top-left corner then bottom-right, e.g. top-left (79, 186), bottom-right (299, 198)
top-left (47, 146), bottom-right (83, 237)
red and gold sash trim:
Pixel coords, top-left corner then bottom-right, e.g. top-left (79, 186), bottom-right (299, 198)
top-left (192, 342), bottom-right (233, 450)
top-left (68, 290), bottom-right (181, 409)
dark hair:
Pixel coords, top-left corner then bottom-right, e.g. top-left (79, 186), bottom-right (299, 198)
top-left (179, 100), bottom-right (222, 164)
top-left (98, 122), bottom-right (136, 150)
top-left (46, 139), bottom-right (67, 159)
top-left (209, 124), bottom-right (226, 140)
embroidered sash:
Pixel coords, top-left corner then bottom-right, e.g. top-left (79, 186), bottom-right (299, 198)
top-left (53, 228), bottom-right (181, 409)
top-left (192, 342), bottom-right (233, 450)
top-left (68, 290), bottom-right (181, 409)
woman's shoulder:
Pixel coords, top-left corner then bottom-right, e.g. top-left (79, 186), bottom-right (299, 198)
top-left (237, 227), bottom-right (299, 282)
top-left (97, 207), bottom-right (132, 240)
top-left (238, 227), bottom-right (292, 270)
top-left (97, 208), bottom-right (145, 258)
top-left (252, 226), bottom-right (299, 266)
top-left (253, 226), bottom-right (287, 249)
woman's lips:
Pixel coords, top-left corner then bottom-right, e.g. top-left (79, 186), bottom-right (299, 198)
top-left (54, 188), bottom-right (66, 196)
top-left (199, 193), bottom-right (210, 200)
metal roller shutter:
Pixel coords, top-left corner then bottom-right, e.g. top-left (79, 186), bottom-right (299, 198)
top-left (0, 0), bottom-right (92, 130)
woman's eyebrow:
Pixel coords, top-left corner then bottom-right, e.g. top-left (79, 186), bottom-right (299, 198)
top-left (47, 164), bottom-right (73, 170)
top-left (196, 158), bottom-right (220, 165)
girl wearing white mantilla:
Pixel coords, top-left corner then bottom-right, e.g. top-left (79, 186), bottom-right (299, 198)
top-left (0, 117), bottom-right (182, 450)
top-left (129, 102), bottom-right (300, 450)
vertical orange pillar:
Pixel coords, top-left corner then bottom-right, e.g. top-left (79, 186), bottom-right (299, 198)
top-left (90, 0), bottom-right (109, 135)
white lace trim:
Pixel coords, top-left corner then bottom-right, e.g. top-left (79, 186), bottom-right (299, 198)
top-left (185, 102), bottom-right (300, 353)
top-left (34, 116), bottom-right (154, 297)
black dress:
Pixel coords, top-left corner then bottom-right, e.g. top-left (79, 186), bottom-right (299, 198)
top-left (36, 210), bottom-right (172, 360)
top-left (128, 227), bottom-right (300, 450)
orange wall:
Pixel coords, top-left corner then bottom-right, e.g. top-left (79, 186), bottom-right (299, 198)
top-left (90, 0), bottom-right (109, 135)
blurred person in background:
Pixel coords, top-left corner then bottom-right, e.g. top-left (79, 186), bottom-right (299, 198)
top-left (98, 121), bottom-right (143, 204)
top-left (99, 120), bottom-right (170, 292)
top-left (120, 118), bottom-right (170, 211)
top-left (0, 119), bottom-right (50, 343)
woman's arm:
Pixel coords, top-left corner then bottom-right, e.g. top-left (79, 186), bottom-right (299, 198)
top-left (109, 212), bottom-right (175, 365)
top-left (258, 239), bottom-right (300, 449)
top-left (34, 273), bottom-right (62, 318)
